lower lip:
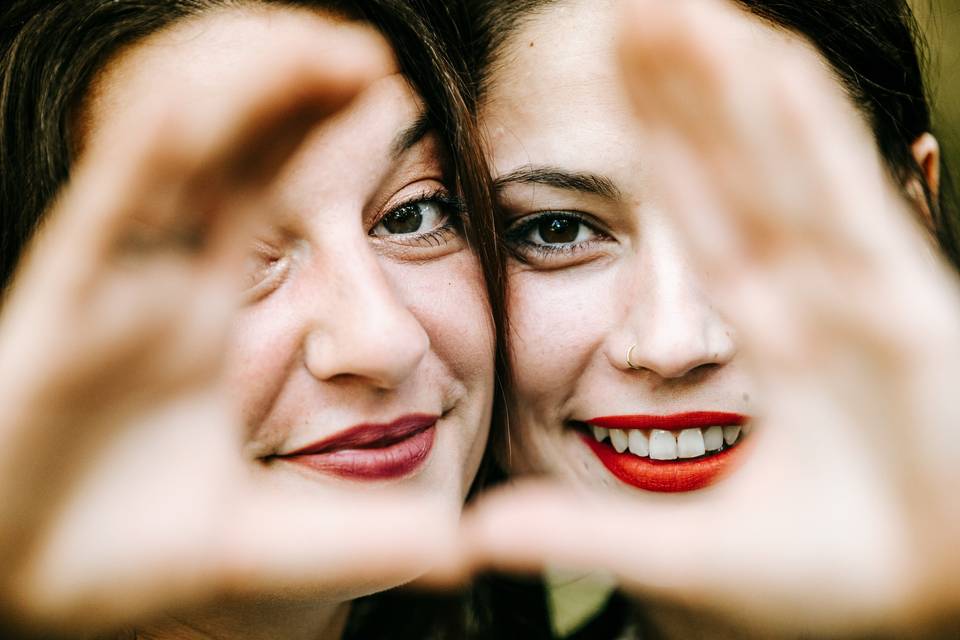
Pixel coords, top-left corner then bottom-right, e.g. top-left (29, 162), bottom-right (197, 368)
top-left (580, 433), bottom-right (743, 493)
top-left (285, 424), bottom-right (436, 480)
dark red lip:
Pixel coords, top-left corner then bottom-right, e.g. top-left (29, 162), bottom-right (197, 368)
top-left (579, 412), bottom-right (750, 492)
top-left (587, 412), bottom-right (746, 431)
top-left (278, 414), bottom-right (438, 480)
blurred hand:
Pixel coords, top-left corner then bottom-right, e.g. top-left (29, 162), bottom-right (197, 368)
top-left (453, 0), bottom-right (960, 635)
top-left (0, 20), bottom-right (453, 634)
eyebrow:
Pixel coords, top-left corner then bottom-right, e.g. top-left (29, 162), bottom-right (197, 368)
top-left (494, 165), bottom-right (622, 200)
top-left (391, 112), bottom-right (433, 159)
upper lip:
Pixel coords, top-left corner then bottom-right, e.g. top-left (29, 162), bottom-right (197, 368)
top-left (279, 413), bottom-right (440, 456)
top-left (585, 411), bottom-right (747, 431)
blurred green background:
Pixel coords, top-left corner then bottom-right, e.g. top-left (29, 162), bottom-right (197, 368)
top-left (914, 0), bottom-right (960, 179)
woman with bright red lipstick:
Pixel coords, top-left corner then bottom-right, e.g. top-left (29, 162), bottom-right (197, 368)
top-left (459, 0), bottom-right (960, 637)
top-left (0, 1), bottom-right (515, 638)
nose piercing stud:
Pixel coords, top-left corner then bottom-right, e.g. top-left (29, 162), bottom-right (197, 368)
top-left (626, 343), bottom-right (643, 370)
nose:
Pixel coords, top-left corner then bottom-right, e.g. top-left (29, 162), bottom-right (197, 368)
top-left (606, 236), bottom-right (736, 380)
top-left (617, 309), bottom-right (735, 379)
top-left (303, 242), bottom-right (429, 390)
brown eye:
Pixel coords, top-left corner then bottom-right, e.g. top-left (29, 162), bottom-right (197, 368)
top-left (503, 210), bottom-right (610, 267)
top-left (521, 213), bottom-right (595, 246)
top-left (382, 204), bottom-right (424, 234)
top-left (372, 200), bottom-right (449, 238)
top-left (538, 216), bottom-right (581, 244)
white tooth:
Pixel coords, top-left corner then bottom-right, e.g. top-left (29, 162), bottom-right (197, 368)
top-left (610, 428), bottom-right (629, 453)
top-left (704, 426), bottom-right (724, 451)
top-left (649, 429), bottom-right (678, 460)
top-left (723, 426), bottom-right (741, 446)
top-left (677, 428), bottom-right (706, 459)
top-left (628, 429), bottom-right (649, 457)
top-left (592, 426), bottom-right (610, 442)
top-left (742, 422), bottom-right (753, 436)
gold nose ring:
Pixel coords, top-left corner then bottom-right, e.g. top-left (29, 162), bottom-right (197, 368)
top-left (626, 343), bottom-right (643, 370)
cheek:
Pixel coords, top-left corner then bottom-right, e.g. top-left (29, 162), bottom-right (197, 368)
top-left (395, 253), bottom-right (495, 387)
top-left (225, 303), bottom-right (300, 431)
top-left (391, 253), bottom-right (494, 490)
top-left (507, 267), bottom-right (615, 405)
top-left (506, 266), bottom-right (627, 475)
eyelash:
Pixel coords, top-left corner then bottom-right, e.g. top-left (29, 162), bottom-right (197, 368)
top-left (244, 189), bottom-right (466, 301)
top-left (371, 187), bottom-right (466, 248)
top-left (503, 210), bottom-right (609, 263)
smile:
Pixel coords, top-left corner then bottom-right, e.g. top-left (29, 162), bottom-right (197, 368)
top-left (275, 414), bottom-right (439, 481)
top-left (577, 412), bottom-right (750, 492)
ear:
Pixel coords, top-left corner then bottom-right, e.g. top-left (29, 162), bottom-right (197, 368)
top-left (907, 132), bottom-right (941, 228)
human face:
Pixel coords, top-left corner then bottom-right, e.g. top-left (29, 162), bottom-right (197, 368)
top-left (86, 7), bottom-right (494, 529)
top-left (481, 0), bottom-right (778, 494)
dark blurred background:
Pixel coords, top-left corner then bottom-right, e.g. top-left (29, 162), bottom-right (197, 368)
top-left (913, 0), bottom-right (959, 180)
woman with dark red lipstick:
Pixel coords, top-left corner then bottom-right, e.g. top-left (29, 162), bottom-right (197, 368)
top-left (459, 0), bottom-right (960, 637)
top-left (0, 1), bottom-right (529, 638)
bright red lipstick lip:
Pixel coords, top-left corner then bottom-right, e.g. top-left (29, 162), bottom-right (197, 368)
top-left (580, 412), bottom-right (750, 493)
top-left (278, 413), bottom-right (439, 480)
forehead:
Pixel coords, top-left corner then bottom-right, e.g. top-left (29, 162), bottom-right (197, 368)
top-left (481, 0), bottom-right (811, 178)
top-left (80, 6), bottom-right (429, 224)
top-left (82, 6), bottom-right (408, 148)
top-left (481, 0), bottom-right (634, 175)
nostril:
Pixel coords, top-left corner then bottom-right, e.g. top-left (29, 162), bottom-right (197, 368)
top-left (686, 361), bottom-right (722, 379)
top-left (624, 351), bottom-right (726, 380)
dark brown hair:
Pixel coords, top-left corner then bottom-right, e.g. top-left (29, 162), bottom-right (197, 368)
top-left (0, 1), bottom-right (517, 638)
top-left (468, 0), bottom-right (960, 271)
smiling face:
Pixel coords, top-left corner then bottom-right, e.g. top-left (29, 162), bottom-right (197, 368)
top-left (235, 70), bottom-right (493, 501)
top-left (232, 65), bottom-right (493, 501)
top-left (482, 0), bottom-right (764, 494)
top-left (84, 3), bottom-right (493, 551)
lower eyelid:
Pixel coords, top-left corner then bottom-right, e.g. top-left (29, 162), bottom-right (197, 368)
top-left (373, 223), bottom-right (463, 259)
top-left (506, 237), bottom-right (612, 267)
top-left (391, 223), bottom-right (457, 246)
